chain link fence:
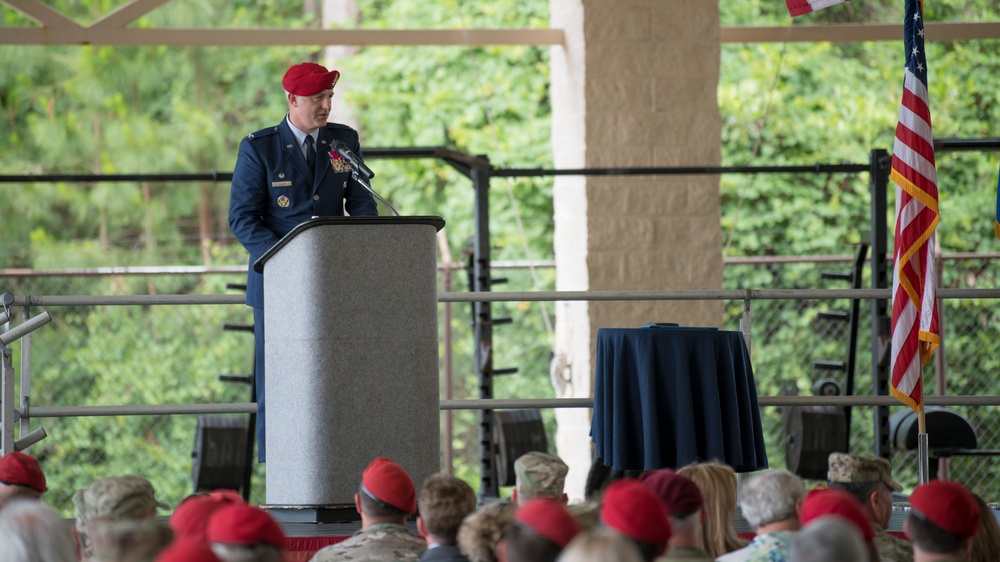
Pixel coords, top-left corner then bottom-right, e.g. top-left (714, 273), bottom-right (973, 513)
top-left (2, 253), bottom-right (999, 515)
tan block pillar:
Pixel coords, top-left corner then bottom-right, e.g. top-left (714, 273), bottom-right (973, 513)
top-left (549, 0), bottom-right (723, 501)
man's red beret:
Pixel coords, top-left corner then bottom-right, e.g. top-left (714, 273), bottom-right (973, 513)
top-left (361, 457), bottom-right (417, 515)
top-left (0, 451), bottom-right (46, 493)
top-left (800, 488), bottom-right (873, 542)
top-left (171, 492), bottom-right (243, 543)
top-left (639, 469), bottom-right (703, 517)
top-left (909, 480), bottom-right (979, 538)
top-left (282, 62), bottom-right (340, 96)
top-left (600, 479), bottom-right (672, 550)
top-left (515, 498), bottom-right (581, 549)
top-left (155, 540), bottom-right (222, 562)
top-left (206, 504), bottom-right (285, 548)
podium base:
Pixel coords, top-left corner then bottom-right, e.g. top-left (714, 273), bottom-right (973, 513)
top-left (262, 504), bottom-right (359, 524)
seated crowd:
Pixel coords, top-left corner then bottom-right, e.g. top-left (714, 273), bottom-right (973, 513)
top-left (1, 448), bottom-right (999, 562)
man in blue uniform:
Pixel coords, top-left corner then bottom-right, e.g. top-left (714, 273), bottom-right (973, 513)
top-left (229, 61), bottom-right (378, 462)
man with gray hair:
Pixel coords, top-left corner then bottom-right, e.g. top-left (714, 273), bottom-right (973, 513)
top-left (73, 475), bottom-right (170, 561)
top-left (788, 517), bottom-right (870, 562)
top-left (717, 469), bottom-right (806, 562)
top-left (0, 500), bottom-right (77, 562)
top-left (511, 452), bottom-right (568, 505)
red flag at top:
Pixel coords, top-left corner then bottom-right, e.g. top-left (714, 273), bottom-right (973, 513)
top-left (786, 0), bottom-right (847, 17)
top-left (890, 0), bottom-right (940, 414)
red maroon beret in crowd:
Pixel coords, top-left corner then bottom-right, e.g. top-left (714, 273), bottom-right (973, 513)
top-left (600, 479), bottom-right (672, 551)
top-left (800, 488), bottom-right (873, 542)
top-left (282, 62), bottom-right (340, 96)
top-left (909, 479), bottom-right (980, 538)
top-left (0, 451), bottom-right (47, 493)
top-left (515, 498), bottom-right (581, 548)
top-left (170, 492), bottom-right (244, 543)
top-left (361, 457), bottom-right (418, 514)
top-left (639, 468), bottom-right (703, 517)
top-left (155, 540), bottom-right (222, 562)
top-left (206, 504), bottom-right (285, 548)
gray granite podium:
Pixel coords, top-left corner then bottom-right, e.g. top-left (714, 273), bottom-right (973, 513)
top-left (253, 216), bottom-right (445, 522)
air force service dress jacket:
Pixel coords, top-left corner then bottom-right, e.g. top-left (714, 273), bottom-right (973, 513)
top-left (229, 118), bottom-right (378, 309)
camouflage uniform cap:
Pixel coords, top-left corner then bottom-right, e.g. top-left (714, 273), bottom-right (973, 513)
top-left (827, 453), bottom-right (903, 492)
top-left (75, 475), bottom-right (170, 522)
top-left (514, 452), bottom-right (568, 499)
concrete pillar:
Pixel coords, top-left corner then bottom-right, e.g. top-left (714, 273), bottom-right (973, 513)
top-left (549, 0), bottom-right (723, 501)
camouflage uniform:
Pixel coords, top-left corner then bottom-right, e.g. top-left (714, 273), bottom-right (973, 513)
top-left (872, 526), bottom-right (913, 562)
top-left (456, 500), bottom-right (515, 562)
top-left (827, 453), bottom-right (910, 562)
top-left (514, 452), bottom-right (568, 500)
top-left (566, 500), bottom-right (601, 531)
top-left (73, 475), bottom-right (170, 560)
top-left (310, 522), bottom-right (426, 562)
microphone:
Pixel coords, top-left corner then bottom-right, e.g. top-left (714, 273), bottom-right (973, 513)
top-left (330, 140), bottom-right (375, 179)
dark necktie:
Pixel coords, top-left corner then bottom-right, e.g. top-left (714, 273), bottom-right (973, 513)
top-left (304, 135), bottom-right (316, 172)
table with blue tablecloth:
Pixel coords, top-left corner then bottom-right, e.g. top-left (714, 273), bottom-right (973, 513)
top-left (591, 326), bottom-right (768, 472)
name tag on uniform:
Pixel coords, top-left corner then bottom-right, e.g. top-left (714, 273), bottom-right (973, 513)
top-left (272, 181), bottom-right (292, 187)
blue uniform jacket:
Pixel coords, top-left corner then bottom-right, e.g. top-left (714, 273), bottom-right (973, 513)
top-left (229, 118), bottom-right (378, 308)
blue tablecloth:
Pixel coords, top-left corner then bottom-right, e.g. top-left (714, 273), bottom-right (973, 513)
top-left (591, 327), bottom-right (768, 472)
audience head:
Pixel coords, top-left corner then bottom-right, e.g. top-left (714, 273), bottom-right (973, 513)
top-left (513, 452), bottom-right (569, 505)
top-left (499, 498), bottom-right (580, 562)
top-left (457, 499), bottom-right (516, 562)
top-left (800, 488), bottom-right (873, 542)
top-left (170, 491), bottom-right (244, 544)
top-left (738, 469), bottom-right (806, 530)
top-left (207, 503), bottom-right (285, 562)
top-left (826, 452), bottom-right (900, 529)
top-left (906, 479), bottom-right (979, 557)
top-left (156, 540), bottom-right (223, 562)
top-left (89, 519), bottom-right (174, 562)
top-left (356, 457), bottom-right (417, 525)
top-left (639, 469), bottom-right (703, 548)
top-left (74, 475), bottom-right (169, 560)
top-left (599, 479), bottom-right (671, 561)
top-left (788, 516), bottom-right (870, 562)
top-left (676, 461), bottom-right (746, 557)
top-left (0, 499), bottom-right (77, 562)
top-left (417, 473), bottom-right (477, 545)
top-left (970, 493), bottom-right (1000, 562)
top-left (556, 528), bottom-right (645, 562)
top-left (0, 451), bottom-right (47, 508)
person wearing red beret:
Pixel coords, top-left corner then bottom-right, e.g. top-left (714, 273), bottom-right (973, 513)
top-left (0, 451), bottom-right (47, 509)
top-left (229, 60), bottom-right (379, 463)
top-left (639, 469), bottom-right (712, 561)
top-left (310, 457), bottom-right (425, 562)
top-left (496, 498), bottom-right (580, 562)
top-left (599, 479), bottom-right (672, 562)
top-left (206, 503), bottom-right (285, 562)
top-left (905, 479), bottom-right (980, 562)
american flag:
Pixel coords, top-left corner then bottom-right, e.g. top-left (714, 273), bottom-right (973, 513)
top-left (786, 0), bottom-right (847, 17)
top-left (890, 0), bottom-right (939, 413)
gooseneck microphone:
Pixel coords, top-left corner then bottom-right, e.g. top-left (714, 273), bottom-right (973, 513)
top-left (331, 140), bottom-right (375, 179)
top-left (329, 141), bottom-right (399, 216)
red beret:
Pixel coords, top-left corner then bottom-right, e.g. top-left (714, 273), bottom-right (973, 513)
top-left (909, 480), bottom-right (979, 538)
top-left (639, 469), bottom-right (703, 517)
top-left (600, 479), bottom-right (672, 551)
top-left (0, 451), bottom-right (46, 493)
top-left (206, 504), bottom-right (285, 548)
top-left (361, 457), bottom-right (417, 514)
top-left (282, 62), bottom-right (340, 96)
top-left (171, 493), bottom-right (243, 543)
top-left (800, 488), bottom-right (873, 542)
top-left (515, 498), bottom-right (581, 549)
top-left (155, 540), bottom-right (222, 562)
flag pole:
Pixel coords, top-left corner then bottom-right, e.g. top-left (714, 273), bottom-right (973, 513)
top-left (917, 408), bottom-right (929, 484)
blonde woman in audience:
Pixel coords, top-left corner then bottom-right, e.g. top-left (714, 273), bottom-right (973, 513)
top-left (557, 528), bottom-right (644, 562)
top-left (969, 493), bottom-right (1000, 562)
top-left (676, 461), bottom-right (747, 558)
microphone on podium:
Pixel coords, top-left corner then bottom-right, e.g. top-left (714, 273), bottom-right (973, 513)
top-left (330, 140), bottom-right (375, 179)
top-left (329, 141), bottom-right (399, 216)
